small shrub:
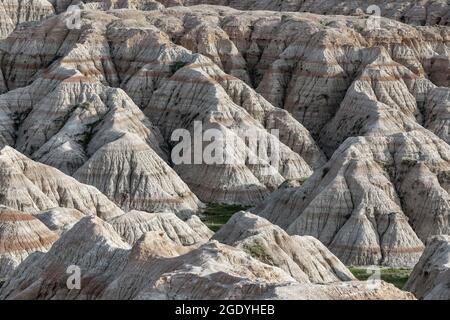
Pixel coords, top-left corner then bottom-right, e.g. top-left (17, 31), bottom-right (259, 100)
top-left (243, 242), bottom-right (275, 266)
top-left (170, 61), bottom-right (188, 74)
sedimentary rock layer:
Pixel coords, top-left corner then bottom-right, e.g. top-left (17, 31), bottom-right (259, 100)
top-left (0, 146), bottom-right (124, 219)
top-left (0, 9), bottom-right (325, 205)
top-left (0, 206), bottom-right (58, 278)
top-left (0, 216), bottom-right (413, 300)
top-left (254, 129), bottom-right (450, 267)
top-left (405, 235), bottom-right (450, 299)
top-left (213, 211), bottom-right (355, 283)
top-left (109, 210), bottom-right (213, 245)
top-left (155, 0), bottom-right (450, 26)
top-left (0, 0), bottom-right (55, 38)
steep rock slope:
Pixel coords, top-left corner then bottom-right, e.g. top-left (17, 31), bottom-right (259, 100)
top-left (3, 7), bottom-right (446, 155)
top-left (3, 6), bottom-right (450, 149)
top-left (0, 22), bottom-right (202, 214)
top-left (213, 211), bottom-right (355, 283)
top-left (0, 216), bottom-right (413, 300)
top-left (104, 238), bottom-right (410, 300)
top-left (0, 146), bottom-right (124, 219)
top-left (0, 0), bottom-right (55, 38)
top-left (254, 129), bottom-right (450, 267)
top-left (95, 6), bottom-right (449, 152)
top-left (405, 235), bottom-right (450, 299)
top-left (0, 216), bottom-right (131, 299)
top-left (0, 9), bottom-right (324, 205)
top-left (0, 206), bottom-right (57, 278)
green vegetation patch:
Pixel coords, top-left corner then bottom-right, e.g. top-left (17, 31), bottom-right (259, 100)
top-left (200, 203), bottom-right (250, 232)
top-left (170, 61), bottom-right (188, 74)
top-left (243, 242), bottom-right (275, 266)
top-left (349, 267), bottom-right (412, 289)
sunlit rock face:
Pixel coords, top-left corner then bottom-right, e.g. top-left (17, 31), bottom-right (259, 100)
top-left (0, 216), bottom-right (413, 300)
top-left (0, 146), bottom-right (124, 219)
top-left (254, 129), bottom-right (450, 267)
top-left (0, 9), bottom-right (324, 206)
top-left (405, 235), bottom-right (450, 300)
top-left (0, 206), bottom-right (58, 279)
top-left (0, 1), bottom-right (448, 300)
top-left (213, 211), bottom-right (356, 284)
top-left (154, 0), bottom-right (450, 26)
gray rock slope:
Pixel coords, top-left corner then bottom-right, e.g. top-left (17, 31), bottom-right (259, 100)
top-left (405, 235), bottom-right (450, 299)
top-left (0, 216), bottom-right (413, 300)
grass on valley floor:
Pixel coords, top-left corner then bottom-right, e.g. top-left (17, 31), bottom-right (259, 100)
top-left (200, 203), bottom-right (251, 232)
top-left (349, 267), bottom-right (412, 289)
top-left (200, 205), bottom-right (413, 289)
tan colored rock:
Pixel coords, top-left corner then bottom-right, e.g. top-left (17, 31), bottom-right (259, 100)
top-left (0, 216), bottom-right (131, 300)
top-left (109, 210), bottom-right (212, 245)
top-left (117, 240), bottom-right (412, 300)
top-left (213, 211), bottom-right (355, 283)
top-left (0, 215), bottom-right (413, 300)
top-left (254, 130), bottom-right (450, 267)
top-left (0, 53), bottom-right (202, 214)
top-left (155, 0), bottom-right (450, 26)
top-left (73, 133), bottom-right (201, 216)
top-left (144, 54), bottom-right (315, 204)
top-left (34, 208), bottom-right (85, 235)
top-left (0, 206), bottom-right (58, 278)
top-left (0, 0), bottom-right (54, 38)
top-left (0, 9), bottom-right (324, 206)
top-left (405, 235), bottom-right (450, 300)
top-left (0, 146), bottom-right (124, 219)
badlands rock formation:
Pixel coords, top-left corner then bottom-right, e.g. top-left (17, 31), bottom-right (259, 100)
top-left (0, 42), bottom-right (202, 213)
top-left (0, 216), bottom-right (413, 300)
top-left (154, 1), bottom-right (450, 26)
top-left (40, 5), bottom-right (448, 149)
top-left (0, 146), bottom-right (123, 219)
top-left (0, 1), bottom-right (448, 300)
top-left (255, 129), bottom-right (450, 267)
top-left (405, 235), bottom-right (450, 299)
top-left (213, 211), bottom-right (355, 283)
top-left (0, 8), bottom-right (326, 205)
top-left (109, 210), bottom-right (212, 245)
top-left (34, 208), bottom-right (85, 235)
top-left (2, 5), bottom-right (447, 206)
top-left (0, 0), bottom-right (54, 38)
top-left (0, 206), bottom-right (57, 279)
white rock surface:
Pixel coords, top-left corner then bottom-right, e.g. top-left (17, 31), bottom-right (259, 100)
top-left (0, 216), bottom-right (413, 300)
top-left (109, 210), bottom-right (212, 245)
top-left (254, 130), bottom-right (450, 267)
top-left (0, 146), bottom-right (124, 220)
top-left (213, 211), bottom-right (355, 283)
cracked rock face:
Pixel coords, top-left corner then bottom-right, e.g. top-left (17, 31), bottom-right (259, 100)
top-left (405, 235), bottom-right (450, 300)
top-left (0, 216), bottom-right (413, 300)
top-left (0, 0), bottom-right (55, 39)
